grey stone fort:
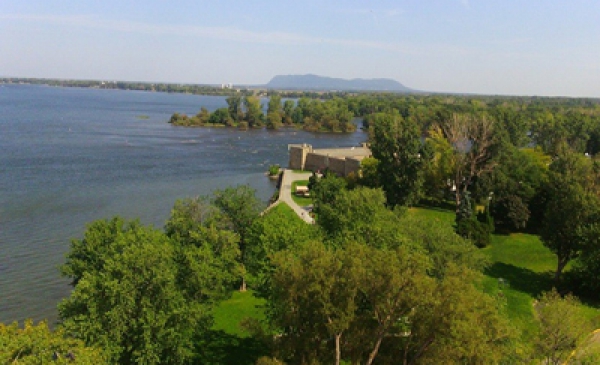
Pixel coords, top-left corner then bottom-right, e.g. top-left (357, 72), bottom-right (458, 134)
top-left (288, 143), bottom-right (371, 176)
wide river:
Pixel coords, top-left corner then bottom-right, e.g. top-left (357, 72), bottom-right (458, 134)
top-left (0, 84), bottom-right (367, 324)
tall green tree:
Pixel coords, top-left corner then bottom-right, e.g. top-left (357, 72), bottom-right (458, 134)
top-left (283, 100), bottom-right (295, 125)
top-left (266, 242), bottom-right (512, 365)
top-left (244, 95), bottom-right (264, 128)
top-left (226, 95), bottom-right (243, 122)
top-left (59, 218), bottom-right (235, 364)
top-left (246, 203), bottom-right (317, 297)
top-left (369, 111), bottom-right (427, 206)
top-left (539, 150), bottom-right (600, 282)
top-left (213, 185), bottom-right (263, 291)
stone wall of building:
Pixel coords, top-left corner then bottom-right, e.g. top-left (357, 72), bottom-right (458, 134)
top-left (304, 153), bottom-right (328, 172)
top-left (288, 144), bottom-right (312, 170)
top-left (288, 143), bottom-right (371, 176)
top-left (344, 157), bottom-right (363, 176)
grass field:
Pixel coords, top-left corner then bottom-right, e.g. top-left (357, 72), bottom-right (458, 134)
top-left (291, 180), bottom-right (312, 207)
top-left (199, 291), bottom-right (268, 364)
top-left (212, 291), bottom-right (266, 337)
top-left (410, 206), bottom-right (600, 344)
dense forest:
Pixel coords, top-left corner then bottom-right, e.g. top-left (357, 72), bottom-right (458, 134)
top-left (3, 92), bottom-right (600, 364)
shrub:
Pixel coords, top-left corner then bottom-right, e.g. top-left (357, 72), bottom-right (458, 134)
top-left (457, 218), bottom-right (491, 248)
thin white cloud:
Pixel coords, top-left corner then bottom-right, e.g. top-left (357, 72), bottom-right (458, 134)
top-left (1, 13), bottom-right (415, 53)
top-left (2, 13), bottom-right (518, 62)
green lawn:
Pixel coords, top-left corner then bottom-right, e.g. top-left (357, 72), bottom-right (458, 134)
top-left (410, 207), bottom-right (600, 344)
top-left (291, 180), bottom-right (313, 207)
top-left (212, 291), bottom-right (266, 337)
top-left (265, 201), bottom-right (306, 223)
top-left (197, 291), bottom-right (268, 365)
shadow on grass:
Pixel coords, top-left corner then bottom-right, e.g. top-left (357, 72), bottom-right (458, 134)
top-left (194, 329), bottom-right (269, 365)
top-left (485, 262), bottom-right (553, 298)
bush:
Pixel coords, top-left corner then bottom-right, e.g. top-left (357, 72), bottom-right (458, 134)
top-left (268, 164), bottom-right (280, 176)
top-left (457, 218), bottom-right (491, 248)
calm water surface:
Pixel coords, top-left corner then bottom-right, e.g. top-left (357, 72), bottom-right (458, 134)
top-left (0, 85), bottom-right (367, 324)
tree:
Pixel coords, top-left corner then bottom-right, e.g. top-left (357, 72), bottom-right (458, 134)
top-left (539, 151), bottom-right (600, 282)
top-left (283, 100), bottom-right (295, 125)
top-left (440, 113), bottom-right (497, 213)
top-left (477, 145), bottom-right (551, 232)
top-left (59, 219), bottom-right (233, 364)
top-left (213, 185), bottom-right (263, 291)
top-left (422, 125), bottom-right (455, 203)
top-left (246, 203), bottom-right (317, 297)
top-left (226, 95), bottom-right (243, 122)
top-left (0, 320), bottom-right (107, 364)
top-left (266, 242), bottom-right (512, 365)
top-left (269, 241), bottom-right (363, 365)
top-left (369, 111), bottom-right (427, 206)
top-left (244, 95), bottom-right (264, 128)
top-left (534, 290), bottom-right (593, 365)
top-left (358, 157), bottom-right (380, 188)
top-left (208, 107), bottom-right (233, 126)
top-left (196, 107), bottom-right (211, 124)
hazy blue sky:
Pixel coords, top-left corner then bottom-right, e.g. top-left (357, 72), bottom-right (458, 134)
top-left (1, 0), bottom-right (599, 97)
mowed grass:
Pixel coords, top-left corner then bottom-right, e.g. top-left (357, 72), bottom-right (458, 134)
top-left (410, 206), bottom-right (600, 343)
top-left (291, 180), bottom-right (313, 207)
top-left (212, 291), bottom-right (266, 337)
top-left (198, 291), bottom-right (268, 365)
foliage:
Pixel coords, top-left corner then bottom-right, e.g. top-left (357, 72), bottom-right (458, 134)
top-left (486, 147), bottom-right (549, 231)
top-left (0, 320), bottom-right (107, 364)
top-left (266, 240), bottom-right (514, 365)
top-left (457, 216), bottom-right (492, 248)
top-left (539, 150), bottom-right (600, 282)
top-left (310, 171), bottom-right (347, 218)
top-left (268, 164), bottom-right (280, 176)
top-left (454, 191), bottom-right (492, 248)
top-left (440, 113), bottom-right (498, 212)
top-left (246, 203), bottom-right (316, 297)
top-left (534, 290), bottom-right (594, 365)
top-left (227, 95), bottom-right (243, 122)
top-left (358, 156), bottom-right (380, 188)
top-left (209, 107), bottom-right (234, 126)
top-left (369, 110), bottom-right (427, 206)
top-left (422, 125), bottom-right (455, 202)
top-left (213, 185), bottom-right (264, 291)
top-left (59, 218), bottom-right (232, 364)
top-left (244, 95), bottom-right (264, 128)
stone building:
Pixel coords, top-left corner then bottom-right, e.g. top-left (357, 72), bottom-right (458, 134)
top-left (288, 143), bottom-right (371, 176)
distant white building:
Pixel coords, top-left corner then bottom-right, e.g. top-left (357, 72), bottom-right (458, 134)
top-left (221, 83), bottom-right (233, 89)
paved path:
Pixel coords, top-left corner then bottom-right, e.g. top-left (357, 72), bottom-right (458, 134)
top-left (277, 169), bottom-right (314, 224)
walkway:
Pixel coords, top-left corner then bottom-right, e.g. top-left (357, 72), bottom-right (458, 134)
top-left (277, 169), bottom-right (314, 224)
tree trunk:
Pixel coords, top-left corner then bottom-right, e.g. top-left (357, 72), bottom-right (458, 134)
top-left (366, 333), bottom-right (385, 365)
top-left (239, 276), bottom-right (247, 292)
top-left (335, 333), bottom-right (342, 365)
top-left (554, 257), bottom-right (568, 283)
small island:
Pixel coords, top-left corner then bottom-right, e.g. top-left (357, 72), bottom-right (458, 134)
top-left (169, 94), bottom-right (357, 132)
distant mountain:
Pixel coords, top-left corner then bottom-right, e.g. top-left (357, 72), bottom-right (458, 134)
top-left (266, 74), bottom-right (413, 92)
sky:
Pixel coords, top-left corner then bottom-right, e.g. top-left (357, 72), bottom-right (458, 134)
top-left (1, 0), bottom-right (599, 97)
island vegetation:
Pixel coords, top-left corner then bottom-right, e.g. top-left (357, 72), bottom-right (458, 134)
top-left (169, 94), bottom-right (357, 133)
top-left (3, 92), bottom-right (600, 364)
